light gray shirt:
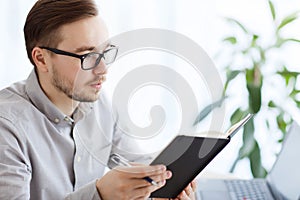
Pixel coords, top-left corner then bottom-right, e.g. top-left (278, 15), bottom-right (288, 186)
top-left (0, 71), bottom-right (148, 199)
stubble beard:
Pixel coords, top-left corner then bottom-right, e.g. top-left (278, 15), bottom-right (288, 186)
top-left (51, 67), bottom-right (100, 102)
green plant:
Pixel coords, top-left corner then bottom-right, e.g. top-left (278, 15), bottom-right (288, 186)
top-left (194, 0), bottom-right (300, 178)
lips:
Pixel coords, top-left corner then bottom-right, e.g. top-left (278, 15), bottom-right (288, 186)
top-left (89, 76), bottom-right (106, 89)
top-left (90, 82), bottom-right (102, 89)
top-left (90, 80), bottom-right (102, 89)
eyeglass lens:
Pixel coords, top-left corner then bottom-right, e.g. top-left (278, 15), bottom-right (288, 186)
top-left (82, 47), bottom-right (118, 70)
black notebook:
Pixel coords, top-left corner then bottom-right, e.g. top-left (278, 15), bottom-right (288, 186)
top-left (150, 114), bottom-right (253, 198)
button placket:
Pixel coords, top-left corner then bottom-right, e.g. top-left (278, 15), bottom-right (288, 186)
top-left (72, 124), bottom-right (85, 190)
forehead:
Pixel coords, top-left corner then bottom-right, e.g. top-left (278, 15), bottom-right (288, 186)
top-left (57, 16), bottom-right (109, 51)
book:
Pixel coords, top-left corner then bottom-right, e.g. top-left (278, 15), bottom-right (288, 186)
top-left (150, 114), bottom-right (254, 198)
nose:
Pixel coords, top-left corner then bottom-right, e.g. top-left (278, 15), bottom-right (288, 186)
top-left (92, 59), bottom-right (107, 75)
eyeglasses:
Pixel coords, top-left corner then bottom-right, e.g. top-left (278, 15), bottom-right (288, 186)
top-left (39, 45), bottom-right (118, 70)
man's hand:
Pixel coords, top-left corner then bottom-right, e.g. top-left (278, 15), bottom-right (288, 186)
top-left (96, 164), bottom-right (172, 200)
top-left (154, 179), bottom-right (197, 200)
top-left (174, 180), bottom-right (197, 200)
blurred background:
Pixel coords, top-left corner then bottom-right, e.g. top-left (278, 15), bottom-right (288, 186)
top-left (1, 0), bottom-right (299, 178)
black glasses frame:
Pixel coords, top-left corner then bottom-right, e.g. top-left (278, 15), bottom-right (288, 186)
top-left (39, 45), bottom-right (118, 70)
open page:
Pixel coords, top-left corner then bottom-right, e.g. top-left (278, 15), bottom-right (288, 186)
top-left (224, 113), bottom-right (254, 138)
top-left (194, 113), bottom-right (254, 139)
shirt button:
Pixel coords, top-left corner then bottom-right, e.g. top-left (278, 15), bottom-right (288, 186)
top-left (54, 118), bottom-right (60, 123)
top-left (77, 156), bottom-right (81, 162)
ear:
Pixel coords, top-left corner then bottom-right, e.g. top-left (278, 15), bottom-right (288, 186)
top-left (32, 47), bottom-right (49, 73)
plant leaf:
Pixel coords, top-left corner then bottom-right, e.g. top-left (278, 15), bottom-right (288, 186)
top-left (276, 113), bottom-right (287, 133)
top-left (223, 36), bottom-right (237, 44)
top-left (268, 100), bottom-right (276, 108)
top-left (277, 11), bottom-right (299, 31)
top-left (230, 117), bottom-right (255, 173)
top-left (276, 37), bottom-right (300, 47)
top-left (238, 117), bottom-right (255, 159)
top-left (251, 34), bottom-right (259, 47)
top-left (229, 157), bottom-right (239, 173)
top-left (249, 141), bottom-right (267, 178)
top-left (225, 17), bottom-right (249, 33)
top-left (247, 84), bottom-right (262, 113)
top-left (268, 0), bottom-right (276, 20)
top-left (193, 96), bottom-right (227, 125)
top-left (223, 70), bottom-right (241, 93)
top-left (266, 120), bottom-right (270, 130)
top-left (277, 66), bottom-right (300, 86)
top-left (230, 108), bottom-right (245, 125)
top-left (246, 67), bottom-right (263, 113)
top-left (289, 89), bottom-right (300, 99)
top-left (258, 46), bottom-right (266, 63)
top-left (295, 100), bottom-right (300, 108)
top-left (227, 70), bottom-right (241, 82)
top-left (284, 38), bottom-right (300, 43)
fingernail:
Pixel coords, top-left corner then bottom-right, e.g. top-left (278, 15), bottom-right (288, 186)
top-left (167, 171), bottom-right (172, 178)
top-left (160, 180), bottom-right (166, 186)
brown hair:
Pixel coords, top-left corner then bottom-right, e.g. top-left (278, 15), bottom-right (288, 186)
top-left (24, 0), bottom-right (98, 66)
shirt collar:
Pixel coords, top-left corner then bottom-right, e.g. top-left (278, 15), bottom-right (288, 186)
top-left (25, 70), bottom-right (93, 126)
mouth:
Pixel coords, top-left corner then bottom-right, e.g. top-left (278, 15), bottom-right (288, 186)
top-left (89, 76), bottom-right (106, 90)
top-left (90, 82), bottom-right (102, 90)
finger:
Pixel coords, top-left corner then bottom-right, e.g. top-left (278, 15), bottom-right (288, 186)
top-left (152, 199), bottom-right (171, 200)
top-left (115, 179), bottom-right (166, 200)
top-left (112, 166), bottom-right (170, 189)
top-left (114, 165), bottom-right (167, 178)
top-left (191, 180), bottom-right (197, 192)
top-left (123, 177), bottom-right (154, 189)
top-left (149, 170), bottom-right (172, 183)
top-left (134, 180), bottom-right (166, 198)
top-left (130, 170), bottom-right (170, 189)
top-left (184, 184), bottom-right (193, 197)
top-left (129, 162), bottom-right (143, 167)
top-left (178, 190), bottom-right (189, 199)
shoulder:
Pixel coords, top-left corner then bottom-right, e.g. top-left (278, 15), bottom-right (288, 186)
top-left (0, 81), bottom-right (34, 124)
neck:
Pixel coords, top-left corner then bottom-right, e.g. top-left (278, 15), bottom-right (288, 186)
top-left (49, 94), bottom-right (79, 117)
top-left (39, 78), bottom-right (79, 117)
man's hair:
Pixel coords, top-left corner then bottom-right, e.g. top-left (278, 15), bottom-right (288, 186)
top-left (24, 0), bottom-right (98, 66)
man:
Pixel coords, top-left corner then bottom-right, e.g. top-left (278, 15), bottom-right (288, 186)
top-left (0, 0), bottom-right (196, 199)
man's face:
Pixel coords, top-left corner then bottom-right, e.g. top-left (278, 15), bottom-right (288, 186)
top-left (48, 16), bottom-right (109, 102)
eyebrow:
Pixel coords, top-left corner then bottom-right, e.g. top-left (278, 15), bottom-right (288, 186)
top-left (74, 46), bottom-right (96, 53)
top-left (74, 42), bottom-right (112, 53)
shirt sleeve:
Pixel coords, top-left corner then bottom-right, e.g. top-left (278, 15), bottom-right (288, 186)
top-left (0, 117), bottom-right (31, 200)
top-left (64, 180), bottom-right (101, 200)
top-left (0, 116), bottom-right (102, 200)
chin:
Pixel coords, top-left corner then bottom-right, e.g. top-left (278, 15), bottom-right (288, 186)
top-left (71, 92), bottom-right (100, 102)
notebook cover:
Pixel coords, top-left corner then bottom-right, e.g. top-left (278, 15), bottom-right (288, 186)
top-left (150, 135), bottom-right (230, 198)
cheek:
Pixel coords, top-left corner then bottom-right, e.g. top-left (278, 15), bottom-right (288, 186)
top-left (51, 57), bottom-right (94, 86)
top-left (71, 69), bottom-right (95, 88)
top-left (61, 59), bottom-right (80, 74)
top-left (72, 71), bottom-right (87, 86)
top-left (55, 59), bottom-right (82, 82)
